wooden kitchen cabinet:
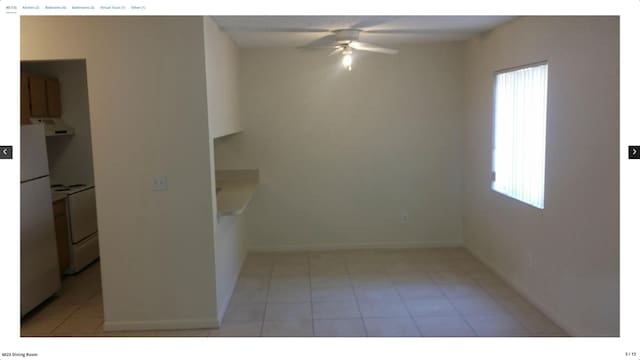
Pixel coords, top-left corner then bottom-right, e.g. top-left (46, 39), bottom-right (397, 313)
top-left (20, 74), bottom-right (31, 125)
top-left (52, 199), bottom-right (70, 276)
top-left (21, 74), bottom-right (62, 121)
top-left (45, 78), bottom-right (62, 117)
top-left (28, 75), bottom-right (48, 117)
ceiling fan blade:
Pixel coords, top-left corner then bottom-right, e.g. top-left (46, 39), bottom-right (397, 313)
top-left (217, 25), bottom-right (331, 33)
top-left (298, 45), bottom-right (340, 53)
top-left (297, 34), bottom-right (338, 50)
top-left (351, 17), bottom-right (398, 30)
top-left (350, 41), bottom-right (398, 55)
top-left (297, 34), bottom-right (339, 50)
top-left (364, 29), bottom-right (469, 34)
top-left (328, 47), bottom-right (343, 56)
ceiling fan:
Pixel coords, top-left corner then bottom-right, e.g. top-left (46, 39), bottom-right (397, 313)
top-left (214, 16), bottom-right (515, 71)
top-left (215, 18), bottom-right (404, 71)
top-left (298, 29), bottom-right (398, 71)
top-left (215, 17), bottom-right (498, 71)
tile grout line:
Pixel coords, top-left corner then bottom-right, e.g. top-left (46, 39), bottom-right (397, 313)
top-left (46, 288), bottom-right (102, 336)
top-left (347, 261), bottom-right (369, 337)
top-left (312, 255), bottom-right (365, 336)
top-left (305, 253), bottom-right (314, 337)
top-left (47, 285), bottom-right (100, 336)
top-left (84, 288), bottom-right (104, 336)
top-left (309, 254), bottom-right (318, 335)
top-left (258, 259), bottom-right (274, 336)
top-left (470, 270), bottom-right (534, 336)
top-left (391, 268), bottom-right (428, 337)
top-left (464, 252), bottom-right (555, 336)
top-left (29, 251), bottom-right (552, 338)
top-left (453, 258), bottom-right (536, 336)
top-left (428, 267), bottom-right (480, 337)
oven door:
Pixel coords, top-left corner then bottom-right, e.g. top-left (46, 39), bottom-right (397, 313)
top-left (68, 187), bottom-right (98, 244)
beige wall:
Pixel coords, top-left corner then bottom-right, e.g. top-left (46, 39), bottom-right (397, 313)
top-left (20, 16), bottom-right (620, 335)
top-left (462, 16), bottom-right (619, 336)
top-left (215, 43), bottom-right (466, 251)
top-left (21, 60), bottom-right (95, 185)
top-left (21, 16), bottom-right (219, 330)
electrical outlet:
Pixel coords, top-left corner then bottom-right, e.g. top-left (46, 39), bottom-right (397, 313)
top-left (152, 176), bottom-right (168, 191)
top-left (400, 210), bottom-right (409, 224)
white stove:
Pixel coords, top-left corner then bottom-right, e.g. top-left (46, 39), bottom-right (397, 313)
top-left (51, 183), bottom-right (99, 274)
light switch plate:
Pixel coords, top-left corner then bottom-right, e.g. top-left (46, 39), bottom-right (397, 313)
top-left (152, 176), bottom-right (168, 191)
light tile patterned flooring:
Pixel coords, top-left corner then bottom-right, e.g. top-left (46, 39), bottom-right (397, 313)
top-left (21, 261), bottom-right (104, 337)
top-left (21, 248), bottom-right (568, 337)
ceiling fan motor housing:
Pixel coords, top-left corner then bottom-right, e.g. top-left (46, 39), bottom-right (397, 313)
top-left (335, 29), bottom-right (361, 44)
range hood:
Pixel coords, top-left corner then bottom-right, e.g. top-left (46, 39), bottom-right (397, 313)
top-left (30, 117), bottom-right (75, 136)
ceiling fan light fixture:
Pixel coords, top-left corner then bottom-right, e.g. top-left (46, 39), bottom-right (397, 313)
top-left (342, 53), bottom-right (353, 70)
top-left (341, 46), bottom-right (353, 71)
top-left (295, 28), bottom-right (398, 70)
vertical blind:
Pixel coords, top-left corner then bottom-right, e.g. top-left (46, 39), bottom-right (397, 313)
top-left (492, 63), bottom-right (548, 209)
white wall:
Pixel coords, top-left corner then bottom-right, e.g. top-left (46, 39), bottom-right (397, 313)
top-left (202, 17), bottom-right (245, 323)
top-left (22, 16), bottom-right (219, 330)
top-left (21, 60), bottom-right (95, 185)
top-left (214, 213), bottom-right (246, 322)
top-left (204, 17), bottom-right (240, 138)
top-left (463, 16), bottom-right (619, 336)
top-left (215, 43), bottom-right (466, 251)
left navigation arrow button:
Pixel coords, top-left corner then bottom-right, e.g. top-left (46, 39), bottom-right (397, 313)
top-left (0, 146), bottom-right (12, 159)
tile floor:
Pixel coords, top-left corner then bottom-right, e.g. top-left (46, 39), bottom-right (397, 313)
top-left (21, 248), bottom-right (568, 337)
top-left (21, 261), bottom-right (104, 337)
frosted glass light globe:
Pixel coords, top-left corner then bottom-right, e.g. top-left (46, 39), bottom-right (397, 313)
top-left (342, 54), bottom-right (353, 68)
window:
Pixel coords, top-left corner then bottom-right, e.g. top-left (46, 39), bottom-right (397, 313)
top-left (492, 62), bottom-right (548, 209)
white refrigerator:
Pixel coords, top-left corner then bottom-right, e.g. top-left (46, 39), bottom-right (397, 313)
top-left (20, 124), bottom-right (61, 316)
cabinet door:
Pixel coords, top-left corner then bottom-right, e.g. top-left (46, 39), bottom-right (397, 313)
top-left (28, 76), bottom-right (48, 117)
top-left (21, 74), bottom-right (31, 124)
top-left (46, 78), bottom-right (62, 117)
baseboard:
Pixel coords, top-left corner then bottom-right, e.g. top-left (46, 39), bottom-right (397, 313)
top-left (248, 240), bottom-right (463, 252)
top-left (464, 244), bottom-right (576, 337)
top-left (103, 317), bottom-right (219, 332)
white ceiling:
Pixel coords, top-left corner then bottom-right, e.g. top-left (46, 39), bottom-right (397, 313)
top-left (212, 16), bottom-right (515, 48)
